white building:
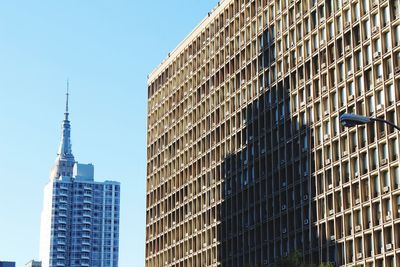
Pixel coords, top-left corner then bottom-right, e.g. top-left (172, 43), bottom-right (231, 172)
top-left (39, 91), bottom-right (120, 267)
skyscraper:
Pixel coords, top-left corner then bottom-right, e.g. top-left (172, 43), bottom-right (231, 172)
top-left (39, 90), bottom-right (120, 267)
top-left (146, 0), bottom-right (400, 266)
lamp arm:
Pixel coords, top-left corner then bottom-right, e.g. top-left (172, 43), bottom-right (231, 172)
top-left (370, 117), bottom-right (400, 132)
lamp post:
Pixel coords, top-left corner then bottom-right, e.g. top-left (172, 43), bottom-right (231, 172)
top-left (340, 113), bottom-right (400, 132)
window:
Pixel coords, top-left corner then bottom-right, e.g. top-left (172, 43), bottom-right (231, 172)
top-left (383, 59), bottom-right (393, 80)
top-left (324, 121), bottom-right (330, 136)
top-left (365, 45), bottom-right (372, 64)
top-left (340, 87), bottom-right (346, 105)
top-left (391, 138), bottom-right (398, 160)
top-left (364, 20), bottom-right (371, 40)
top-left (353, 2), bottom-right (360, 20)
top-left (317, 126), bottom-right (322, 144)
top-left (304, 40), bottom-right (310, 57)
top-left (360, 127), bottom-right (367, 147)
top-left (355, 51), bottom-right (362, 70)
top-left (381, 143), bottom-right (388, 160)
top-left (357, 75), bottom-right (364, 95)
top-left (331, 92), bottom-right (338, 111)
top-left (371, 148), bottom-right (378, 170)
top-left (336, 0), bottom-right (343, 10)
top-left (368, 95), bottom-right (375, 115)
top-left (372, 13), bottom-right (379, 28)
top-left (353, 158), bottom-right (359, 177)
top-left (394, 167), bottom-right (400, 188)
top-left (346, 57), bottom-right (353, 73)
top-left (351, 132), bottom-right (357, 152)
top-left (383, 171), bottom-right (390, 188)
top-left (348, 80), bottom-right (355, 96)
top-left (328, 22), bottom-right (334, 40)
top-left (338, 63), bottom-right (344, 82)
top-left (344, 9), bottom-right (350, 25)
top-left (337, 15), bottom-right (343, 34)
top-left (377, 89), bottom-right (384, 106)
top-left (320, 27), bottom-right (326, 42)
top-left (374, 38), bottom-right (382, 54)
top-left (365, 69), bottom-right (373, 90)
top-left (382, 6), bottom-right (390, 27)
top-left (376, 64), bottom-right (383, 79)
top-left (384, 32), bottom-right (392, 53)
top-left (361, 153), bottom-right (368, 174)
top-left (374, 175), bottom-right (380, 196)
top-left (333, 116), bottom-right (339, 136)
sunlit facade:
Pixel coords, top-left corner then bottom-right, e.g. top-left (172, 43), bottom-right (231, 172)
top-left (146, 0), bottom-right (400, 266)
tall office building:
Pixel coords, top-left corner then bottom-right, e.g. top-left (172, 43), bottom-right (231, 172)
top-left (39, 91), bottom-right (120, 267)
top-left (146, 0), bottom-right (400, 266)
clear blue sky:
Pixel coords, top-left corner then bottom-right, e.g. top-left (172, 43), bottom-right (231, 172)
top-left (0, 1), bottom-right (217, 266)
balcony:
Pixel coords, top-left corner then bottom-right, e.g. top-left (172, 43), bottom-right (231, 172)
top-left (82, 212), bottom-right (91, 218)
top-left (82, 218), bottom-right (92, 224)
top-left (83, 198), bottom-right (92, 204)
top-left (58, 190), bottom-right (68, 197)
top-left (83, 205), bottom-right (91, 211)
top-left (82, 233), bottom-right (91, 239)
top-left (58, 212), bottom-right (67, 217)
top-left (57, 233), bottom-right (66, 238)
top-left (82, 226), bottom-right (91, 232)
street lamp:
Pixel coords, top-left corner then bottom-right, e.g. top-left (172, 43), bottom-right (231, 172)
top-left (340, 113), bottom-right (400, 132)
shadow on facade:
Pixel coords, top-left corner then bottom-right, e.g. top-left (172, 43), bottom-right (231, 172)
top-left (216, 27), bottom-right (338, 267)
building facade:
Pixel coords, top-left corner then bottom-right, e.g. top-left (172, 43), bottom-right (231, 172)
top-left (39, 92), bottom-right (120, 267)
top-left (146, 0), bottom-right (400, 266)
top-left (0, 262), bottom-right (15, 267)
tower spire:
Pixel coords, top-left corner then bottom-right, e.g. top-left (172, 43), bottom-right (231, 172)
top-left (65, 79), bottom-right (69, 120)
top-left (50, 83), bottom-right (75, 180)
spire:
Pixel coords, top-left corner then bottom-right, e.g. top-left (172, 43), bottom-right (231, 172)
top-left (50, 83), bottom-right (75, 180)
top-left (58, 81), bottom-right (74, 159)
top-left (65, 79), bottom-right (69, 120)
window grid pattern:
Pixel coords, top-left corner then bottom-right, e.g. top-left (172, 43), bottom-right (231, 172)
top-left (146, 0), bottom-right (400, 266)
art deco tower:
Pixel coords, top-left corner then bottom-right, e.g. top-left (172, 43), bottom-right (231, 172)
top-left (49, 89), bottom-right (75, 180)
top-left (40, 89), bottom-right (120, 267)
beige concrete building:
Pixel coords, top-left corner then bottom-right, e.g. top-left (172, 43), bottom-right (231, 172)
top-left (146, 0), bottom-right (400, 266)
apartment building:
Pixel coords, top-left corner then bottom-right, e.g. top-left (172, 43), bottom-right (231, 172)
top-left (146, 0), bottom-right (400, 266)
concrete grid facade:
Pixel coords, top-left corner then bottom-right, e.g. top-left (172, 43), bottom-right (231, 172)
top-left (146, 0), bottom-right (400, 266)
